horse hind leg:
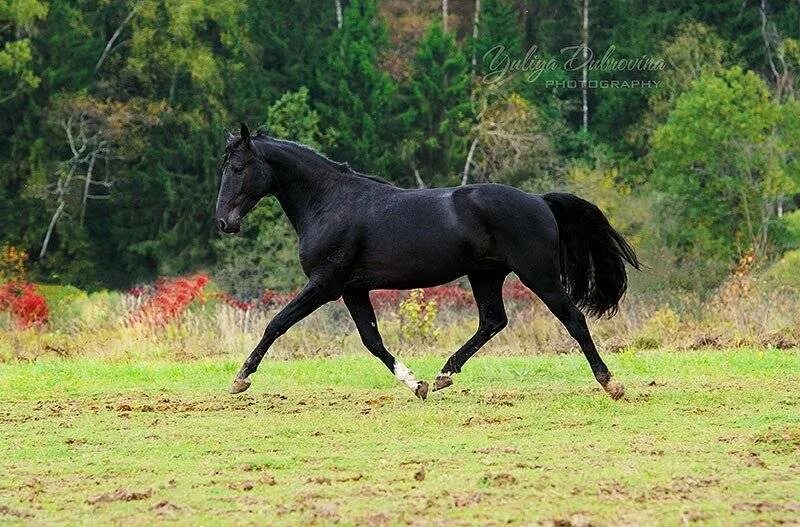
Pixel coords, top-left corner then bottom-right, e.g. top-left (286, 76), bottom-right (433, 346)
top-left (513, 261), bottom-right (624, 400)
top-left (433, 271), bottom-right (508, 392)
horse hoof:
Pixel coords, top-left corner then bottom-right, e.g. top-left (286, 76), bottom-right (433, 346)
top-left (432, 374), bottom-right (453, 392)
top-left (230, 377), bottom-right (252, 394)
top-left (603, 380), bottom-right (625, 400)
top-left (415, 381), bottom-right (429, 401)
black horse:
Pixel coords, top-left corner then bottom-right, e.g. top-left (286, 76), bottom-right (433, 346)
top-left (216, 124), bottom-right (639, 400)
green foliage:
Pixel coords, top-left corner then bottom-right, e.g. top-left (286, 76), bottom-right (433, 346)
top-left (473, 0), bottom-right (522, 76)
top-left (761, 249), bottom-right (800, 291)
top-left (314, 0), bottom-right (397, 175)
top-left (772, 210), bottom-right (800, 252)
top-left (400, 23), bottom-right (471, 186)
top-left (650, 66), bottom-right (798, 261)
top-left (0, 0), bottom-right (799, 298)
top-left (266, 87), bottom-right (327, 150)
top-left (213, 199), bottom-right (304, 297)
top-left (0, 0), bottom-right (48, 102)
top-left (399, 289), bottom-right (439, 343)
top-left (629, 22), bottom-right (730, 154)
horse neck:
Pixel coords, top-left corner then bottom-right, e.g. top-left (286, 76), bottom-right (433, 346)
top-left (267, 148), bottom-right (346, 235)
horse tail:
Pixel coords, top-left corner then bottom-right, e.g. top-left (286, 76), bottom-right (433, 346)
top-left (542, 192), bottom-right (640, 318)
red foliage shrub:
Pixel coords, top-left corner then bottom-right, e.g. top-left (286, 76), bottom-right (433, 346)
top-left (129, 274), bottom-right (209, 326)
top-left (503, 279), bottom-right (535, 302)
top-left (422, 285), bottom-right (474, 308)
top-left (217, 293), bottom-right (260, 311)
top-left (369, 290), bottom-right (405, 310)
top-left (218, 279), bottom-right (535, 314)
top-left (0, 282), bottom-right (49, 328)
top-left (261, 289), bottom-right (297, 307)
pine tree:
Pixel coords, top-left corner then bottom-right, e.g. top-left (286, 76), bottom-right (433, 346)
top-left (473, 0), bottom-right (523, 77)
top-left (314, 0), bottom-right (397, 175)
top-left (266, 87), bottom-right (327, 150)
top-left (401, 23), bottom-right (472, 186)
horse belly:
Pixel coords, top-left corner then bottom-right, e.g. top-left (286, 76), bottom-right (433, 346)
top-left (350, 229), bottom-right (497, 290)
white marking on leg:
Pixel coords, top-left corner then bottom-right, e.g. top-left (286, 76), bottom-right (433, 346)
top-left (394, 361), bottom-right (419, 392)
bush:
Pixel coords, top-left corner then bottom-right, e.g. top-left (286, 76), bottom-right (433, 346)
top-left (399, 289), bottom-right (440, 342)
top-left (0, 282), bottom-right (49, 329)
top-left (129, 274), bottom-right (210, 327)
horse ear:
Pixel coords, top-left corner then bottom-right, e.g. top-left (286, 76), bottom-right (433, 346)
top-left (240, 122), bottom-right (251, 146)
top-left (224, 128), bottom-right (235, 144)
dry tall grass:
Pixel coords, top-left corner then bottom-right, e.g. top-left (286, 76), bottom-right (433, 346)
top-left (2, 266), bottom-right (799, 364)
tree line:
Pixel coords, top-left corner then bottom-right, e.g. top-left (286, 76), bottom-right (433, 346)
top-left (1, 0), bottom-right (798, 295)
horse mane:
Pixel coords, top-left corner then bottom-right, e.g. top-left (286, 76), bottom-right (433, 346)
top-left (250, 131), bottom-right (394, 186)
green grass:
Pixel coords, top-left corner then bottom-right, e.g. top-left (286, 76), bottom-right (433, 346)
top-left (1, 349), bottom-right (799, 526)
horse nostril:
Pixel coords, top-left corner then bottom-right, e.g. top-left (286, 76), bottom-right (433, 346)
top-left (217, 218), bottom-right (227, 231)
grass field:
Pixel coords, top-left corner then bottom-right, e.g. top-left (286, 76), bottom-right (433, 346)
top-left (1, 349), bottom-right (799, 526)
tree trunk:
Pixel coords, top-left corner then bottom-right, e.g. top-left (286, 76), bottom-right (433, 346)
top-left (442, 0), bottom-right (448, 32)
top-left (471, 0), bottom-right (481, 74)
top-left (93, 3), bottom-right (139, 76)
top-left (581, 0), bottom-right (589, 132)
top-left (461, 138), bottom-right (479, 185)
top-left (40, 201), bottom-right (66, 260)
top-left (80, 152), bottom-right (98, 227)
top-left (335, 0), bottom-right (343, 29)
top-left (413, 163), bottom-right (426, 189)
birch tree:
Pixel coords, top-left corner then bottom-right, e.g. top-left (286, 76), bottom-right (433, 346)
top-left (39, 97), bottom-right (159, 259)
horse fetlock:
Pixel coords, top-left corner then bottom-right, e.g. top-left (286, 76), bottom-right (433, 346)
top-left (594, 370), bottom-right (611, 385)
top-left (230, 376), bottom-right (252, 394)
top-left (432, 373), bottom-right (453, 392)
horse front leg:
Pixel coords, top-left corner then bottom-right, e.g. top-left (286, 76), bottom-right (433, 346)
top-left (343, 291), bottom-right (429, 400)
top-left (230, 279), bottom-right (338, 394)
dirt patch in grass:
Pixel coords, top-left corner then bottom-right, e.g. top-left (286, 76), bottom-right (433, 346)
top-left (462, 415), bottom-right (521, 426)
top-left (480, 473), bottom-right (517, 487)
top-left (647, 476), bottom-right (720, 501)
top-left (152, 499), bottom-right (183, 516)
top-left (0, 505), bottom-right (32, 519)
top-left (482, 390), bottom-right (525, 406)
top-left (453, 492), bottom-right (482, 507)
top-left (733, 501), bottom-right (800, 514)
top-left (87, 488), bottom-right (152, 505)
top-left (753, 426), bottom-right (800, 455)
